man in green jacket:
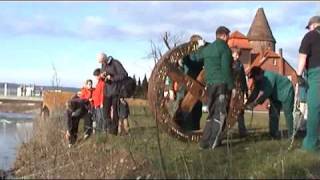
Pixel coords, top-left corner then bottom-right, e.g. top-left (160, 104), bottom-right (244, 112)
top-left (194, 26), bottom-right (234, 149)
top-left (245, 67), bottom-right (294, 139)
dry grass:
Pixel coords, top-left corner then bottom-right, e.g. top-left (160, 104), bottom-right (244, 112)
top-left (126, 98), bottom-right (148, 106)
top-left (12, 105), bottom-right (320, 179)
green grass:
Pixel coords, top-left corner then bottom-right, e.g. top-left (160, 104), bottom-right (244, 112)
top-left (14, 105), bottom-right (320, 179)
top-left (88, 106), bottom-right (319, 179)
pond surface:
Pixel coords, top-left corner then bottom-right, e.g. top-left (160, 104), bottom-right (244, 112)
top-left (0, 112), bottom-right (34, 171)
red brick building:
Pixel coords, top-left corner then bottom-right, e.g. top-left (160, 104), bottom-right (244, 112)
top-left (228, 8), bottom-right (297, 111)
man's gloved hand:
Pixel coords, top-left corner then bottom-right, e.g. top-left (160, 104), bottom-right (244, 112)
top-left (197, 39), bottom-right (205, 47)
top-left (297, 75), bottom-right (306, 86)
top-left (164, 90), bottom-right (175, 100)
top-left (245, 101), bottom-right (257, 110)
top-left (169, 90), bottom-right (175, 100)
top-left (231, 88), bottom-right (237, 98)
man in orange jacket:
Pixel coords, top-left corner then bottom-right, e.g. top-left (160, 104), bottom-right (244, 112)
top-left (79, 79), bottom-right (94, 139)
top-left (80, 80), bottom-right (94, 101)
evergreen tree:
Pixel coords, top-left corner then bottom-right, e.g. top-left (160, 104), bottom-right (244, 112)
top-left (137, 77), bottom-right (141, 87)
top-left (142, 74), bottom-right (148, 99)
top-left (133, 75), bottom-right (137, 84)
top-left (136, 77), bottom-right (143, 98)
top-left (132, 75), bottom-right (137, 98)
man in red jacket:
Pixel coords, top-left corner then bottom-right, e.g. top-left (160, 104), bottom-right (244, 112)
top-left (92, 68), bottom-right (106, 133)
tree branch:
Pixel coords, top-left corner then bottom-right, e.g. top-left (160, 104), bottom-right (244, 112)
top-left (163, 32), bottom-right (171, 50)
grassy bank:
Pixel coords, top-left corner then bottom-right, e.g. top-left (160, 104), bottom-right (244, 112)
top-left (13, 105), bottom-right (320, 179)
top-left (0, 102), bottom-right (40, 114)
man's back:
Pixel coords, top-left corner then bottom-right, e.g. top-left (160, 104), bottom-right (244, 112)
top-left (299, 26), bottom-right (320, 69)
top-left (262, 71), bottom-right (293, 102)
top-left (102, 58), bottom-right (128, 97)
top-left (195, 39), bottom-right (233, 89)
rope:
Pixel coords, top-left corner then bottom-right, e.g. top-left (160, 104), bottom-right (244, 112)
top-left (226, 121), bottom-right (233, 178)
top-left (288, 84), bottom-right (302, 151)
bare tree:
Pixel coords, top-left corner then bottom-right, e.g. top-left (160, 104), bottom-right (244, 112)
top-left (148, 31), bottom-right (187, 65)
top-left (147, 30), bottom-right (187, 179)
top-left (149, 40), bottom-right (163, 65)
top-left (162, 31), bottom-right (185, 50)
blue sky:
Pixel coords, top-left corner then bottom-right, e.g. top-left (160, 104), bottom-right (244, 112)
top-left (0, 1), bottom-right (319, 87)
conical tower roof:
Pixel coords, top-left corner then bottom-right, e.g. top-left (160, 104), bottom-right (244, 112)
top-left (247, 8), bottom-right (276, 43)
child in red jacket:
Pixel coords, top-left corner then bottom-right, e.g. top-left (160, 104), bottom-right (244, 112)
top-left (92, 68), bottom-right (105, 133)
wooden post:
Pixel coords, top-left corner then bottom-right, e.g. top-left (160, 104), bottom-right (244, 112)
top-left (180, 70), bottom-right (206, 112)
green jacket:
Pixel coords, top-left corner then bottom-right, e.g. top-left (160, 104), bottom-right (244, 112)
top-left (194, 39), bottom-right (234, 90)
top-left (182, 53), bottom-right (204, 79)
top-left (248, 71), bottom-right (294, 104)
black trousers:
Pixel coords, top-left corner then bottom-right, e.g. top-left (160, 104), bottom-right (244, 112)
top-left (103, 95), bottom-right (120, 135)
top-left (237, 110), bottom-right (247, 136)
top-left (66, 110), bottom-right (91, 144)
top-left (200, 84), bottom-right (228, 149)
top-left (176, 101), bottom-right (202, 131)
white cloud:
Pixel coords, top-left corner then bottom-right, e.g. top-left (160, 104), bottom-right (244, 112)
top-left (1, 2), bottom-right (319, 87)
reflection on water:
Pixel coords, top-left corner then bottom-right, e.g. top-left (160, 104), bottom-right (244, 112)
top-left (0, 112), bottom-right (34, 170)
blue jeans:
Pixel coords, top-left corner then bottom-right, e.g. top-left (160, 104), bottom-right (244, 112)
top-left (94, 107), bottom-right (105, 132)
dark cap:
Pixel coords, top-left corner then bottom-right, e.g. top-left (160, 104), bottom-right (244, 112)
top-left (306, 16), bottom-right (320, 29)
top-left (216, 26), bottom-right (230, 36)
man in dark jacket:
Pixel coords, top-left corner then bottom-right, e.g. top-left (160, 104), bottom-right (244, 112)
top-left (65, 94), bottom-right (91, 147)
top-left (175, 34), bottom-right (205, 131)
top-left (194, 26), bottom-right (234, 149)
top-left (230, 47), bottom-right (248, 137)
top-left (97, 52), bottom-right (128, 135)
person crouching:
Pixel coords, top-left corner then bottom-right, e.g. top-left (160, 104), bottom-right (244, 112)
top-left (65, 94), bottom-right (91, 148)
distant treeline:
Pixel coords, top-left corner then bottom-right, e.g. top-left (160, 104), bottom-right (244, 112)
top-left (132, 74), bottom-right (148, 99)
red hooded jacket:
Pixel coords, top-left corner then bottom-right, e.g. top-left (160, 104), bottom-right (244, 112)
top-left (92, 78), bottom-right (105, 108)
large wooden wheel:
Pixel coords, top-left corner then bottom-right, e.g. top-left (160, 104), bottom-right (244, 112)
top-left (147, 41), bottom-right (244, 142)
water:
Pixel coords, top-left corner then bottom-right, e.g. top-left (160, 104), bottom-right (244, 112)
top-left (0, 112), bottom-right (34, 171)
